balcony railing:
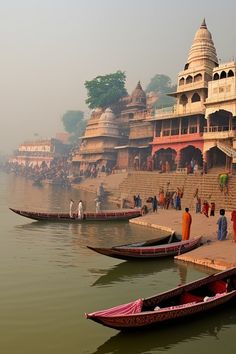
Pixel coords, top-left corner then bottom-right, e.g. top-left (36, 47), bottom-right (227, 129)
top-left (203, 126), bottom-right (236, 139)
top-left (203, 126), bottom-right (233, 133)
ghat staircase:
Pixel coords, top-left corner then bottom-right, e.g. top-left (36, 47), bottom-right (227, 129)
top-left (119, 170), bottom-right (236, 211)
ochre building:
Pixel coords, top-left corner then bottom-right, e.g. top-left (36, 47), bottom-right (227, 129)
top-left (72, 19), bottom-right (236, 173)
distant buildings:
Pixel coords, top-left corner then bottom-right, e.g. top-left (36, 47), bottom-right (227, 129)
top-left (10, 138), bottom-right (67, 167)
top-left (72, 19), bottom-right (236, 174)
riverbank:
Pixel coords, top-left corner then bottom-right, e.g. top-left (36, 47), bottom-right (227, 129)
top-left (130, 209), bottom-right (236, 271)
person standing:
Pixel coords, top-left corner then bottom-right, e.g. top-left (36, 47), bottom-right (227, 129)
top-left (182, 208), bottom-right (192, 241)
top-left (202, 200), bottom-right (209, 217)
top-left (152, 196), bottom-right (158, 213)
top-left (210, 202), bottom-right (215, 216)
top-left (195, 196), bottom-right (201, 213)
top-left (175, 194), bottom-right (181, 210)
top-left (231, 210), bottom-right (236, 242)
top-left (69, 199), bottom-right (74, 218)
top-left (78, 200), bottom-right (84, 220)
top-left (217, 209), bottom-right (227, 241)
top-left (95, 198), bottom-right (101, 213)
top-left (159, 189), bottom-right (165, 209)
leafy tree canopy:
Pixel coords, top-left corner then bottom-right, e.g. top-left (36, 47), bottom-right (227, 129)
top-left (85, 71), bottom-right (127, 109)
top-left (62, 110), bottom-right (86, 144)
top-left (146, 74), bottom-right (177, 109)
top-left (146, 74), bottom-right (175, 94)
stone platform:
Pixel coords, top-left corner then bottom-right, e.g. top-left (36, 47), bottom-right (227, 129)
top-left (130, 209), bottom-right (236, 270)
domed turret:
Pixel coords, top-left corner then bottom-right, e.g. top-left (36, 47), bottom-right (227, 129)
top-left (185, 19), bottom-right (218, 70)
top-left (99, 108), bottom-right (115, 122)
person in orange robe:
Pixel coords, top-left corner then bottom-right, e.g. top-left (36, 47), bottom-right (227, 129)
top-left (182, 208), bottom-right (192, 240)
top-left (231, 211), bottom-right (236, 242)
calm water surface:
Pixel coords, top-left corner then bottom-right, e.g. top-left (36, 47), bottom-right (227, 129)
top-left (0, 172), bottom-right (235, 354)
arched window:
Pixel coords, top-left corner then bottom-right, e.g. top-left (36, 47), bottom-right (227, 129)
top-left (191, 93), bottom-right (201, 102)
top-left (220, 71), bottom-right (226, 79)
top-left (180, 94), bottom-right (188, 105)
top-left (179, 77), bottom-right (185, 86)
top-left (213, 73), bottom-right (219, 80)
top-left (186, 75), bottom-right (193, 84)
top-left (228, 70), bottom-right (234, 77)
top-left (194, 73), bottom-right (202, 82)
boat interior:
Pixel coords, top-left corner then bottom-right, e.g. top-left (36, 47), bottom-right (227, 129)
top-left (118, 234), bottom-right (180, 249)
top-left (143, 276), bottom-right (236, 312)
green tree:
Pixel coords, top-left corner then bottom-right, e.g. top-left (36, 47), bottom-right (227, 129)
top-left (85, 71), bottom-right (127, 109)
top-left (62, 110), bottom-right (86, 144)
top-left (146, 74), bottom-right (177, 109)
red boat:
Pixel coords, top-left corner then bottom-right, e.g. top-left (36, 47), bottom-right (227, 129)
top-left (9, 207), bottom-right (142, 222)
top-left (86, 267), bottom-right (236, 330)
top-left (87, 234), bottom-right (202, 260)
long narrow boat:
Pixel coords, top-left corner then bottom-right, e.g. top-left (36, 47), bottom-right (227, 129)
top-left (9, 207), bottom-right (142, 222)
top-left (86, 267), bottom-right (236, 330)
top-left (87, 234), bottom-right (202, 260)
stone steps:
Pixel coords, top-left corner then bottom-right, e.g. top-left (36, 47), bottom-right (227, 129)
top-left (119, 172), bottom-right (236, 211)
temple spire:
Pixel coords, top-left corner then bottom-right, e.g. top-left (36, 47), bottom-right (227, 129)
top-left (201, 18), bottom-right (207, 28)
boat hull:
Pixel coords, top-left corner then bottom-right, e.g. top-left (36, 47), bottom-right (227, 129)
top-left (87, 237), bottom-right (202, 260)
top-left (86, 268), bottom-right (236, 330)
top-left (9, 208), bottom-right (141, 222)
top-left (89, 291), bottom-right (236, 330)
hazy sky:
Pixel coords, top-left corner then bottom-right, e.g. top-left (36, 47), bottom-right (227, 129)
top-left (1, 0), bottom-right (236, 153)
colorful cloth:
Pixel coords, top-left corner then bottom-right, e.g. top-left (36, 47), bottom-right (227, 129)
top-left (88, 299), bottom-right (143, 318)
top-left (182, 211), bottom-right (192, 240)
top-left (231, 211), bottom-right (236, 242)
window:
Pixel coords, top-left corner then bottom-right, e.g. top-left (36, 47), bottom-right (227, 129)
top-left (194, 73), bottom-right (202, 82)
top-left (191, 93), bottom-right (201, 102)
top-left (180, 94), bottom-right (188, 105)
top-left (179, 77), bottom-right (185, 86)
top-left (220, 71), bottom-right (226, 79)
top-left (189, 126), bottom-right (197, 133)
top-left (213, 73), bottom-right (219, 80)
top-left (186, 75), bottom-right (193, 84)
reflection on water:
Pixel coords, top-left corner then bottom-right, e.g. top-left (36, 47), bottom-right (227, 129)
top-left (0, 172), bottom-right (235, 354)
top-left (91, 258), bottom-right (175, 287)
top-left (91, 260), bottom-right (215, 288)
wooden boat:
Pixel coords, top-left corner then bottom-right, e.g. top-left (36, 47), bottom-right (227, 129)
top-left (86, 267), bottom-right (236, 330)
top-left (9, 207), bottom-right (142, 222)
top-left (87, 234), bottom-right (202, 260)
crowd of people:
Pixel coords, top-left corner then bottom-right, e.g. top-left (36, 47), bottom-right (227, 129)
top-left (131, 183), bottom-right (236, 244)
top-left (78, 164), bottom-right (112, 179)
top-left (3, 158), bottom-right (71, 188)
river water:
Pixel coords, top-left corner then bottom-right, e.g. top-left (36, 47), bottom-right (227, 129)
top-left (0, 171), bottom-right (235, 354)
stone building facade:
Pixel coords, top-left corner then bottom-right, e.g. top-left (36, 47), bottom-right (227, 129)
top-left (72, 19), bottom-right (236, 173)
top-left (10, 139), bottom-right (65, 167)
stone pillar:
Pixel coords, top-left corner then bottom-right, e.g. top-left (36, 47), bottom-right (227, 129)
top-left (175, 150), bottom-right (181, 169)
top-left (179, 119), bottom-right (182, 135)
top-left (203, 151), bottom-right (208, 173)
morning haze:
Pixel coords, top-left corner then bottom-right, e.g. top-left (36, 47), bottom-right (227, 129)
top-left (0, 0), bottom-right (235, 153)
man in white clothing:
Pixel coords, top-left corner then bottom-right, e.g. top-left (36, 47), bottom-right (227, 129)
top-left (78, 200), bottom-right (84, 219)
top-left (69, 199), bottom-right (74, 218)
top-left (95, 198), bottom-right (101, 213)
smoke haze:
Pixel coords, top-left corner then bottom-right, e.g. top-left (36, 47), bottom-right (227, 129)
top-left (0, 0), bottom-right (236, 153)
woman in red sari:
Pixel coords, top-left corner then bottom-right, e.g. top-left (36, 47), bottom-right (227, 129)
top-left (202, 200), bottom-right (209, 218)
top-left (231, 211), bottom-right (236, 242)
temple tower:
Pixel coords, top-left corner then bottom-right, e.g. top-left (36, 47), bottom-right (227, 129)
top-left (174, 19), bottom-right (218, 116)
